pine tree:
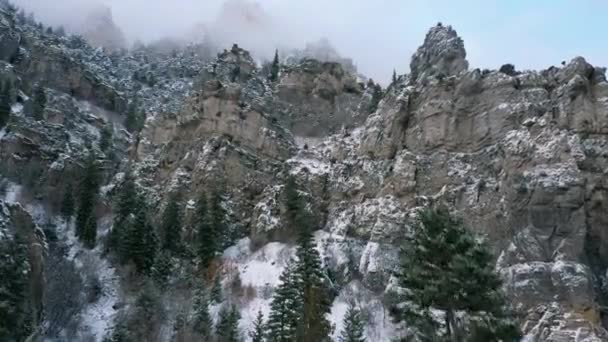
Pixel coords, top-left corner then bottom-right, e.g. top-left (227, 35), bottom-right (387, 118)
top-left (249, 310), bottom-right (266, 342)
top-left (61, 182), bottom-right (75, 220)
top-left (391, 208), bottom-right (521, 342)
top-left (0, 233), bottom-right (32, 341)
top-left (46, 26), bottom-right (53, 35)
top-left (125, 102), bottom-right (139, 133)
top-left (216, 304), bottom-right (241, 342)
top-left (211, 275), bottom-right (223, 303)
top-left (32, 84), bottom-right (46, 121)
top-left (339, 304), bottom-right (365, 342)
top-left (124, 202), bottom-right (158, 273)
top-left (0, 81), bottom-right (11, 129)
top-left (210, 189), bottom-right (227, 248)
top-left (392, 69), bottom-right (398, 84)
top-left (151, 250), bottom-right (172, 289)
top-left (161, 194), bottom-right (182, 253)
top-left (76, 152), bottom-right (99, 243)
top-left (110, 168), bottom-right (137, 257)
top-left (105, 322), bottom-right (131, 342)
top-left (283, 176), bottom-right (331, 341)
top-left (100, 123), bottom-right (113, 152)
top-left (196, 192), bottom-right (217, 268)
top-left (82, 214), bottom-right (98, 249)
top-left (269, 49), bottom-right (280, 82)
top-left (191, 287), bottom-right (213, 339)
top-left (267, 263), bottom-right (301, 342)
top-left (367, 82), bottom-right (382, 114)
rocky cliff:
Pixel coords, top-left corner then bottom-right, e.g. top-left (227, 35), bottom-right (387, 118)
top-left (1, 2), bottom-right (607, 340)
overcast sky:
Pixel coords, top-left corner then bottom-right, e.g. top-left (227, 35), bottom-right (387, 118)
top-left (12, 0), bottom-right (608, 83)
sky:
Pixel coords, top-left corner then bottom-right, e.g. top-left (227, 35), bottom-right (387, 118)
top-left (11, 0), bottom-right (608, 83)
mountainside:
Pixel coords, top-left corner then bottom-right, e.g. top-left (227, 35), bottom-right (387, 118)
top-left (1, 2), bottom-right (608, 341)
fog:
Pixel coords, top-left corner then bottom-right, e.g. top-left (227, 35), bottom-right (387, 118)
top-left (11, 0), bottom-right (608, 83)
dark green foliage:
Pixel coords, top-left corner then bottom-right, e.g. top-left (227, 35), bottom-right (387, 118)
top-left (125, 103), bottom-right (145, 133)
top-left (196, 192), bottom-right (222, 268)
top-left (32, 84), bottom-right (47, 121)
top-left (100, 123), bottom-right (113, 152)
top-left (268, 177), bottom-right (331, 341)
top-left (216, 304), bottom-right (242, 342)
top-left (129, 285), bottom-right (164, 341)
top-left (192, 288), bottom-right (213, 339)
top-left (249, 310), bottom-right (266, 342)
top-left (109, 169), bottom-right (137, 258)
top-left (286, 176), bottom-right (331, 341)
top-left (392, 69), bottom-right (398, 84)
top-left (499, 64), bottom-right (517, 76)
top-left (391, 208), bottom-right (521, 342)
top-left (339, 304), bottom-right (366, 342)
top-left (105, 322), bottom-right (131, 342)
top-left (76, 152), bottom-right (99, 247)
top-left (82, 214), bottom-right (98, 249)
top-left (367, 81), bottom-right (382, 114)
top-left (60, 182), bottom-right (75, 220)
top-left (0, 233), bottom-right (32, 341)
top-left (211, 275), bottom-right (223, 303)
top-left (267, 263), bottom-right (301, 342)
top-left (46, 26), bottom-right (53, 35)
top-left (161, 194), bottom-right (182, 253)
top-left (0, 81), bottom-right (11, 128)
top-left (124, 204), bottom-right (158, 273)
top-left (151, 251), bottom-right (172, 289)
top-left (269, 49), bottom-right (280, 82)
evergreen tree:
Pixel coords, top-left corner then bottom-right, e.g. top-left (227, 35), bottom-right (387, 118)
top-left (391, 208), bottom-right (520, 342)
top-left (32, 83), bottom-right (47, 121)
top-left (0, 81), bottom-right (11, 128)
top-left (76, 152), bottom-right (99, 244)
top-left (339, 304), bottom-right (365, 342)
top-left (210, 275), bottom-right (223, 303)
top-left (46, 26), bottom-right (53, 35)
top-left (249, 310), bottom-right (266, 342)
top-left (267, 263), bottom-right (301, 342)
top-left (110, 168), bottom-right (137, 257)
top-left (82, 214), bottom-right (98, 249)
top-left (161, 194), bottom-right (182, 253)
top-left (123, 200), bottom-right (158, 273)
top-left (125, 102), bottom-right (140, 133)
top-left (191, 287), bottom-right (213, 339)
top-left (151, 250), bottom-right (172, 289)
top-left (392, 69), bottom-right (398, 84)
top-left (210, 189), bottom-right (227, 248)
top-left (61, 182), bottom-right (75, 220)
top-left (100, 123), bottom-right (113, 152)
top-left (284, 176), bottom-right (332, 341)
top-left (269, 49), bottom-right (280, 82)
top-left (195, 192), bottom-right (217, 268)
top-left (216, 304), bottom-right (241, 342)
top-left (105, 322), bottom-right (131, 342)
top-left (56, 26), bottom-right (66, 36)
top-left (367, 82), bottom-right (382, 114)
top-left (0, 233), bottom-right (32, 341)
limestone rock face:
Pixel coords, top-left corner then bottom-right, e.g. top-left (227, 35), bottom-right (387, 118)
top-left (275, 58), bottom-right (369, 137)
top-left (410, 23), bottom-right (468, 81)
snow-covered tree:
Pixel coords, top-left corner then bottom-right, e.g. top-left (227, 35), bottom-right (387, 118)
top-left (211, 275), bottom-right (223, 303)
top-left (216, 304), bottom-right (242, 342)
top-left (109, 168), bottom-right (137, 258)
top-left (267, 263), bottom-right (301, 342)
top-left (99, 123), bottom-right (113, 152)
top-left (391, 208), bottom-right (520, 342)
top-left (151, 250), bottom-right (172, 289)
top-left (249, 310), bottom-right (266, 342)
top-left (124, 203), bottom-right (158, 273)
top-left (339, 304), bottom-right (365, 342)
top-left (191, 287), bottom-right (213, 339)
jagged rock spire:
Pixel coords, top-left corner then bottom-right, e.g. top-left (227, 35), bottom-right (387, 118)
top-left (410, 23), bottom-right (468, 81)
